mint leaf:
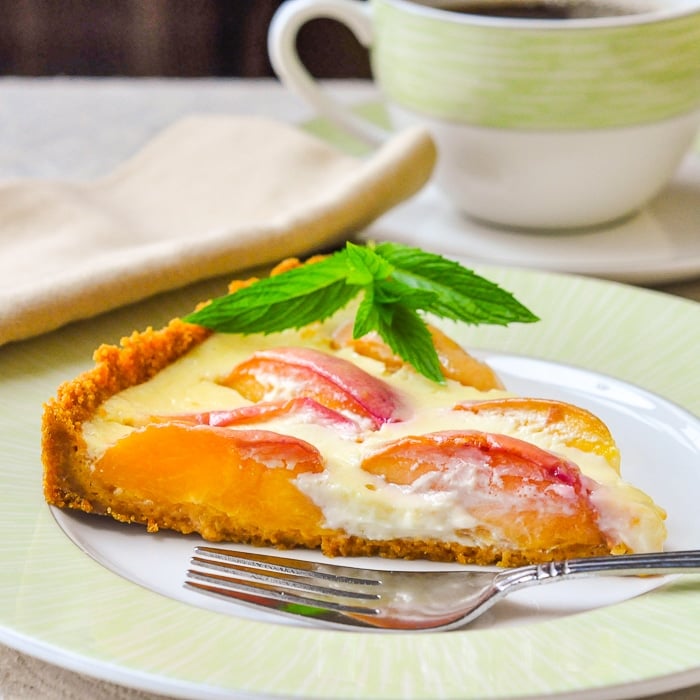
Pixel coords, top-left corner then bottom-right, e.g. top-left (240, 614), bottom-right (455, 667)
top-left (183, 241), bottom-right (538, 383)
top-left (373, 242), bottom-right (539, 325)
top-left (183, 253), bottom-right (359, 333)
top-left (353, 285), bottom-right (383, 339)
top-left (371, 277), bottom-right (438, 309)
top-left (375, 303), bottom-right (444, 383)
top-left (344, 241), bottom-right (394, 285)
top-left (354, 287), bottom-right (443, 383)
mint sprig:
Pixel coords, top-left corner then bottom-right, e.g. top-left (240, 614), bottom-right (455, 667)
top-left (183, 242), bottom-right (538, 383)
top-left (183, 254), bottom-right (358, 334)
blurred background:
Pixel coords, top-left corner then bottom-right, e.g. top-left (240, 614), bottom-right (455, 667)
top-left (0, 0), bottom-right (371, 78)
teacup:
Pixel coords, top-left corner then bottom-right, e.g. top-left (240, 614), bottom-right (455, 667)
top-left (269, 0), bottom-right (700, 230)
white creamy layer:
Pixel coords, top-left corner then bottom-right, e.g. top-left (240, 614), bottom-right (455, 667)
top-left (83, 325), bottom-right (667, 552)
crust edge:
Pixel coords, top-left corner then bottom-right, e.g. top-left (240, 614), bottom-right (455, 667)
top-left (42, 318), bottom-right (211, 509)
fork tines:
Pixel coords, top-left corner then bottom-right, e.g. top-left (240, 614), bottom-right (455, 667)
top-left (185, 546), bottom-right (382, 625)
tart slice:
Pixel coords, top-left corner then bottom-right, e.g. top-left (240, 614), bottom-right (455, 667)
top-left (42, 250), bottom-right (666, 566)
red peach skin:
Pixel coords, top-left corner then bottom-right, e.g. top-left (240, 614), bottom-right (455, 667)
top-left (332, 321), bottom-right (504, 390)
top-left (221, 346), bottom-right (410, 429)
top-left (454, 397), bottom-right (620, 471)
top-left (361, 430), bottom-right (606, 551)
top-left (162, 397), bottom-right (361, 433)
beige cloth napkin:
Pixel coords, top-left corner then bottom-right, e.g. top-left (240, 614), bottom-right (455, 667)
top-left (0, 115), bottom-right (435, 346)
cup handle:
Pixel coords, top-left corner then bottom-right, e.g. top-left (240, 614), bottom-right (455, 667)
top-left (268, 0), bottom-right (388, 146)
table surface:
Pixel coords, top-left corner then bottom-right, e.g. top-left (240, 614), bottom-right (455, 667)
top-left (0, 77), bottom-right (698, 700)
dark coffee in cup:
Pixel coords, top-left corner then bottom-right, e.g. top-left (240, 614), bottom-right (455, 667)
top-left (432, 1), bottom-right (647, 19)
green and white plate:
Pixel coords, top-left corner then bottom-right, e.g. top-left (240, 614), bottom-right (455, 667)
top-left (1, 263), bottom-right (699, 699)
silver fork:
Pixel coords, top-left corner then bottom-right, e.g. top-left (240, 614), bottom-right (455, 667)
top-left (185, 547), bottom-right (700, 632)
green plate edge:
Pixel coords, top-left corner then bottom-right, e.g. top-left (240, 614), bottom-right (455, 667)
top-left (1, 262), bottom-right (699, 699)
top-left (1, 104), bottom-right (699, 698)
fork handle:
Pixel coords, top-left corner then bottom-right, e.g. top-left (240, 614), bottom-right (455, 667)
top-left (495, 550), bottom-right (700, 591)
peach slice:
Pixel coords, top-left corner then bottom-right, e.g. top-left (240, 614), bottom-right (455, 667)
top-left (221, 346), bottom-right (409, 429)
top-left (162, 397), bottom-right (361, 434)
top-left (361, 430), bottom-right (606, 551)
top-left (95, 424), bottom-right (328, 539)
top-left (454, 397), bottom-right (620, 471)
top-left (331, 321), bottom-right (503, 390)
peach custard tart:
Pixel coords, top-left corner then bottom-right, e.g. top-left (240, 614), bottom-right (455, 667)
top-left (42, 253), bottom-right (666, 567)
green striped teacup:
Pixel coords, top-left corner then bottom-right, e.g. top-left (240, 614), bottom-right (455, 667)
top-left (270, 0), bottom-right (700, 229)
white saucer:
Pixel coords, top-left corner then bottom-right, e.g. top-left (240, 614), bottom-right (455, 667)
top-left (367, 148), bottom-right (700, 285)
